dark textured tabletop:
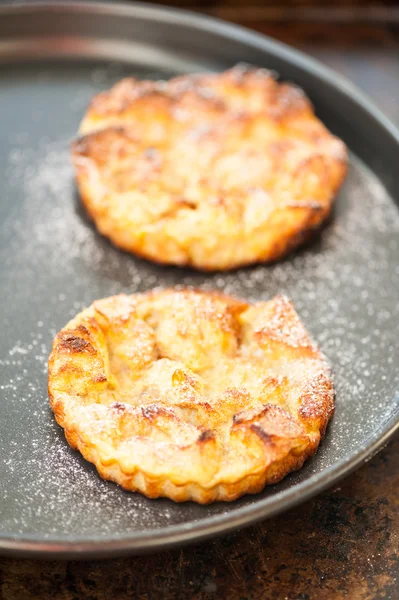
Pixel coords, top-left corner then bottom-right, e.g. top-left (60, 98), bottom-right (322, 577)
top-left (0, 6), bottom-right (398, 600)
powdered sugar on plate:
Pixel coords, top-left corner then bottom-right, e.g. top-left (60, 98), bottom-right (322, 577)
top-left (0, 63), bottom-right (398, 540)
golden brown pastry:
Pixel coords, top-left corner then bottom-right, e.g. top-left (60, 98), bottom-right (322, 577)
top-left (72, 65), bottom-right (347, 271)
top-left (48, 289), bottom-right (334, 503)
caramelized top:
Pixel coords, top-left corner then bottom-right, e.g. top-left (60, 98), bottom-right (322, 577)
top-left (49, 290), bottom-right (334, 489)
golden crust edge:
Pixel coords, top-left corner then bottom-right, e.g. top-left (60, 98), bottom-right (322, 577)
top-left (49, 394), bottom-right (325, 504)
top-left (48, 290), bottom-right (335, 503)
top-left (71, 154), bottom-right (347, 272)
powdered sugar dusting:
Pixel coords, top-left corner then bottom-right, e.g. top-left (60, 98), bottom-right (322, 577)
top-left (0, 63), bottom-right (398, 541)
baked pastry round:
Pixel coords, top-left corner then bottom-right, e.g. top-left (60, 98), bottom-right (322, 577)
top-left (48, 289), bottom-right (334, 503)
top-left (72, 65), bottom-right (347, 271)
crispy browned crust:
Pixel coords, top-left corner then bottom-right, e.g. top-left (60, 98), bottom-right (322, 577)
top-left (72, 65), bottom-right (347, 271)
top-left (48, 289), bottom-right (334, 503)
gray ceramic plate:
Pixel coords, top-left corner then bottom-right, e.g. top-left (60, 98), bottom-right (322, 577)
top-left (0, 1), bottom-right (398, 559)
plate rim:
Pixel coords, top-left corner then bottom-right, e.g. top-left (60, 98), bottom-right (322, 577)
top-left (1, 0), bottom-right (399, 559)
